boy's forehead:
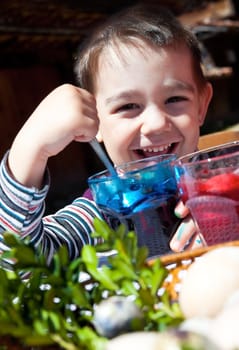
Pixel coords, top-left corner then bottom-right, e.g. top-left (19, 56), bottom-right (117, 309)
top-left (96, 41), bottom-right (193, 79)
top-left (95, 42), bottom-right (197, 97)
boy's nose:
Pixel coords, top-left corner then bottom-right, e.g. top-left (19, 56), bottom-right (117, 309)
top-left (140, 107), bottom-right (171, 135)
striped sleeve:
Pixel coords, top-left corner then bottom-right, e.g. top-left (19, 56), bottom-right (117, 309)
top-left (0, 152), bottom-right (49, 236)
top-left (0, 152), bottom-right (104, 262)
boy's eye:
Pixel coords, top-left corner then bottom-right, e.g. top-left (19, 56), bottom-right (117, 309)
top-left (117, 103), bottom-right (139, 111)
top-left (166, 96), bottom-right (188, 104)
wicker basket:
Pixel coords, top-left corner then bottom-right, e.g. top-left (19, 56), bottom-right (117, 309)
top-left (155, 240), bottom-right (239, 302)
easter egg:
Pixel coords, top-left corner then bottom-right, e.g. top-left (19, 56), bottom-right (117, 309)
top-left (179, 246), bottom-right (239, 318)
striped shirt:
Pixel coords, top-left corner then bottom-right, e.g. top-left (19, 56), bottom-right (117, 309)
top-left (0, 152), bottom-right (104, 263)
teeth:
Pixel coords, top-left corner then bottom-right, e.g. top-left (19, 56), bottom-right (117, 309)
top-left (143, 144), bottom-right (171, 152)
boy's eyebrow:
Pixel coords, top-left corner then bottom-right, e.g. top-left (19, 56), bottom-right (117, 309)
top-left (164, 80), bottom-right (195, 93)
top-left (104, 81), bottom-right (195, 106)
top-left (105, 91), bottom-right (138, 105)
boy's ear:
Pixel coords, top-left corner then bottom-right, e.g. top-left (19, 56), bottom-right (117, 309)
top-left (96, 130), bottom-right (103, 142)
top-left (198, 82), bottom-right (213, 126)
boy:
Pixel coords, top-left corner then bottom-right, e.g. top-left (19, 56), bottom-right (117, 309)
top-left (0, 4), bottom-right (213, 261)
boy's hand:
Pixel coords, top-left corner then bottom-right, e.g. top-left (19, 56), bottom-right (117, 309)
top-left (170, 201), bottom-right (205, 252)
top-left (8, 84), bottom-right (99, 188)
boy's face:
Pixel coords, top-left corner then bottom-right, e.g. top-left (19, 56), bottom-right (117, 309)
top-left (94, 44), bottom-right (212, 165)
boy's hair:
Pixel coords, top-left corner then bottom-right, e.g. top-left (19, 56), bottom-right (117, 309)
top-left (74, 3), bottom-right (206, 92)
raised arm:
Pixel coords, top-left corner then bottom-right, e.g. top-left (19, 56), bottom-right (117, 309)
top-left (0, 84), bottom-right (101, 261)
top-left (8, 84), bottom-right (98, 188)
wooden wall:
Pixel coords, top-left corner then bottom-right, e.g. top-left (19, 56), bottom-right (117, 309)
top-left (0, 65), bottom-right (59, 157)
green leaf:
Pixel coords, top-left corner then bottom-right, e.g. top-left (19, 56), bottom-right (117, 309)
top-left (75, 326), bottom-right (107, 350)
top-left (82, 245), bottom-right (98, 268)
top-left (24, 333), bottom-right (55, 346)
top-left (48, 311), bottom-right (61, 331)
top-left (71, 284), bottom-right (92, 309)
top-left (135, 247), bottom-right (149, 268)
top-left (91, 217), bottom-right (113, 241)
top-left (110, 259), bottom-right (137, 280)
top-left (150, 259), bottom-right (168, 295)
top-left (57, 245), bottom-right (70, 266)
top-left (2, 232), bottom-right (21, 247)
top-left (87, 265), bottom-right (118, 291)
top-left (120, 279), bottom-right (139, 296)
top-left (33, 319), bottom-right (48, 335)
top-left (14, 246), bottom-right (38, 266)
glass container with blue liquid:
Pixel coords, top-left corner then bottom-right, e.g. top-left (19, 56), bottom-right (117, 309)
top-left (88, 154), bottom-right (180, 258)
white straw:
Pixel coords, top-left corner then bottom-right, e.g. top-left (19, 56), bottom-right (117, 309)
top-left (89, 138), bottom-right (117, 176)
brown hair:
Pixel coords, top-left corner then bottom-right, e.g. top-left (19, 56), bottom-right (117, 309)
top-left (74, 4), bottom-right (206, 93)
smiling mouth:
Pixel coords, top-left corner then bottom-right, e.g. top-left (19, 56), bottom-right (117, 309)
top-left (135, 143), bottom-right (176, 158)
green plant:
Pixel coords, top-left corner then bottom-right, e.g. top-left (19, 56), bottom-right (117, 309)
top-left (0, 219), bottom-right (183, 349)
